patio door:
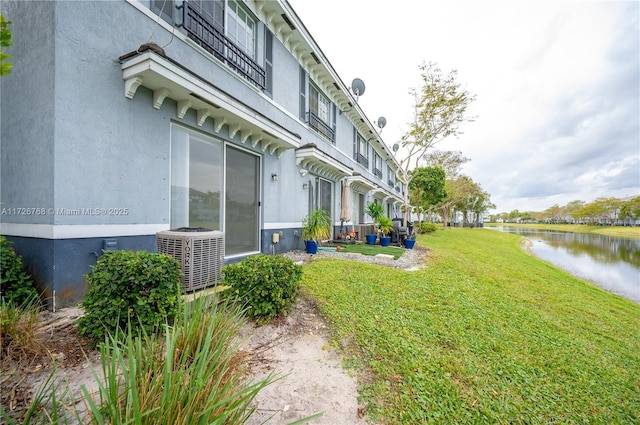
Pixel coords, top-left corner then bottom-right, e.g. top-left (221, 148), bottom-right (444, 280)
top-left (225, 146), bottom-right (260, 257)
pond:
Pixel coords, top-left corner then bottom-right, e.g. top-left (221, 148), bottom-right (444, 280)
top-left (489, 227), bottom-right (640, 304)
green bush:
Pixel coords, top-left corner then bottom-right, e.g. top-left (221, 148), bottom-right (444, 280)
top-left (223, 254), bottom-right (302, 323)
top-left (77, 250), bottom-right (183, 343)
top-left (418, 222), bottom-right (438, 234)
top-left (0, 235), bottom-right (39, 306)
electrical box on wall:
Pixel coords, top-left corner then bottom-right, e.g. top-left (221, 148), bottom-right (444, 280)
top-left (272, 233), bottom-right (280, 244)
top-left (103, 239), bottom-right (118, 251)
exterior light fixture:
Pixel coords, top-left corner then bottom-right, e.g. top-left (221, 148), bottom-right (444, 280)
top-left (299, 168), bottom-right (308, 177)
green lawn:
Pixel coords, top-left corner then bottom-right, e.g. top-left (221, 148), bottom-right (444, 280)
top-left (301, 228), bottom-right (640, 424)
top-left (325, 243), bottom-right (405, 259)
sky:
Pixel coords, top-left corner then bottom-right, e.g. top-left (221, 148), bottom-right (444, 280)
top-left (287, 0), bottom-right (640, 214)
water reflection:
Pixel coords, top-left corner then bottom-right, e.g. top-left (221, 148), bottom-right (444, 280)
top-left (490, 227), bottom-right (640, 303)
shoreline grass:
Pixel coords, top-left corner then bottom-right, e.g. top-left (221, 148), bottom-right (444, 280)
top-left (484, 222), bottom-right (640, 239)
top-left (302, 228), bottom-right (640, 424)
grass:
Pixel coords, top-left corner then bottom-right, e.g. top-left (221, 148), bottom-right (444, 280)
top-left (484, 222), bottom-right (640, 239)
top-left (326, 243), bottom-right (405, 259)
top-left (302, 228), bottom-right (640, 424)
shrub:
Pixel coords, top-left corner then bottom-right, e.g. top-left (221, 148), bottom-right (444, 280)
top-left (418, 222), bottom-right (438, 234)
top-left (223, 254), bottom-right (302, 323)
top-left (0, 235), bottom-right (39, 306)
top-left (77, 250), bottom-right (183, 343)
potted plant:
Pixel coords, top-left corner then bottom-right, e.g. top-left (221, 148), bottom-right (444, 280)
top-left (301, 209), bottom-right (332, 254)
top-left (378, 216), bottom-right (394, 247)
top-left (365, 202), bottom-right (383, 245)
top-left (403, 229), bottom-right (416, 249)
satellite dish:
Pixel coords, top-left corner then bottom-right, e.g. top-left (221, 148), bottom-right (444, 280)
top-left (351, 78), bottom-right (366, 98)
top-left (392, 143), bottom-right (399, 152)
top-left (377, 117), bottom-right (387, 129)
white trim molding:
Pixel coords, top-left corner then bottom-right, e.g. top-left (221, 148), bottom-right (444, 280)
top-left (0, 223), bottom-right (170, 239)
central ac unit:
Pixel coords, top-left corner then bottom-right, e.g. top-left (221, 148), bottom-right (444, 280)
top-left (156, 229), bottom-right (225, 292)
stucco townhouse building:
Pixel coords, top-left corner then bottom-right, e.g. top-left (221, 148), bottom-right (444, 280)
top-left (0, 0), bottom-right (405, 308)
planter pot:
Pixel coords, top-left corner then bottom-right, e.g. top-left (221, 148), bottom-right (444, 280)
top-left (365, 234), bottom-right (377, 245)
top-left (380, 236), bottom-right (391, 247)
top-left (404, 239), bottom-right (416, 249)
top-left (305, 240), bottom-right (319, 254)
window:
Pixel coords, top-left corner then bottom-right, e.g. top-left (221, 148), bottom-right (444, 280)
top-left (226, 0), bottom-right (255, 59)
top-left (353, 130), bottom-right (368, 167)
top-left (170, 125), bottom-right (261, 257)
top-left (299, 67), bottom-right (307, 121)
top-left (373, 152), bottom-right (383, 179)
top-left (387, 165), bottom-right (395, 187)
top-left (317, 178), bottom-right (333, 218)
top-left (171, 126), bottom-right (223, 232)
top-left (151, 0), bottom-right (175, 22)
top-left (308, 84), bottom-right (335, 142)
top-left (179, 0), bottom-right (265, 89)
top-left (188, 0), bottom-right (224, 28)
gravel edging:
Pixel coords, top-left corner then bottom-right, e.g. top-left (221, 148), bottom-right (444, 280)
top-left (282, 244), bottom-right (427, 270)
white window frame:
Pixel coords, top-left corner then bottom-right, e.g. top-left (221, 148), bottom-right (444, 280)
top-left (225, 0), bottom-right (256, 59)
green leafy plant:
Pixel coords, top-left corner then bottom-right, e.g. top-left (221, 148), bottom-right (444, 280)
top-left (365, 202), bottom-right (384, 225)
top-left (1, 236), bottom-right (39, 306)
top-left (0, 15), bottom-right (12, 76)
top-left (418, 222), bottom-right (438, 234)
top-left (77, 250), bottom-right (183, 343)
top-left (377, 216), bottom-right (394, 237)
top-left (301, 209), bottom-right (332, 242)
top-left (223, 254), bottom-right (302, 323)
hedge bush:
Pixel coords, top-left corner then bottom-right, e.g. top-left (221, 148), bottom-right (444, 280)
top-left (223, 254), bottom-right (302, 323)
top-left (418, 222), bottom-right (438, 234)
top-left (77, 250), bottom-right (183, 343)
top-left (0, 235), bottom-right (39, 306)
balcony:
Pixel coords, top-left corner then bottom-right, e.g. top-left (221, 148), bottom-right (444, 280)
top-left (179, 1), bottom-right (266, 90)
top-left (307, 111), bottom-right (335, 143)
top-left (388, 179), bottom-right (395, 187)
top-left (356, 153), bottom-right (369, 168)
top-left (373, 168), bottom-right (383, 179)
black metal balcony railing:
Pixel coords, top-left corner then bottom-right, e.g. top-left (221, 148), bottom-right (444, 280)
top-left (179, 2), bottom-right (266, 90)
top-left (388, 179), bottom-right (395, 187)
top-left (356, 153), bottom-right (369, 168)
top-left (308, 111), bottom-right (335, 143)
top-left (374, 168), bottom-right (382, 179)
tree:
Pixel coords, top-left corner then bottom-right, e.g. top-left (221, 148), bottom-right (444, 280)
top-left (397, 62), bottom-right (476, 226)
top-left (544, 204), bottom-right (564, 223)
top-left (409, 166), bottom-right (446, 225)
top-left (507, 209), bottom-right (521, 222)
top-left (619, 196), bottom-right (640, 225)
top-left (0, 15), bottom-right (12, 76)
top-left (422, 150), bottom-right (470, 179)
top-left (565, 200), bottom-right (586, 223)
top-left (467, 190), bottom-right (495, 226)
top-left (436, 175), bottom-right (478, 228)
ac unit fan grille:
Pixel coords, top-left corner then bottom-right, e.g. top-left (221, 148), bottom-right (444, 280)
top-left (156, 230), bottom-right (225, 292)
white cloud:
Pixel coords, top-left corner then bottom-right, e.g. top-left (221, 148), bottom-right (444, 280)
top-left (288, 0), bottom-right (640, 213)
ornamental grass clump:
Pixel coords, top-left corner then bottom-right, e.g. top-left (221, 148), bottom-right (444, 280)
top-left (223, 254), bottom-right (302, 323)
top-left (83, 296), bottom-right (273, 424)
top-left (77, 250), bottom-right (183, 344)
